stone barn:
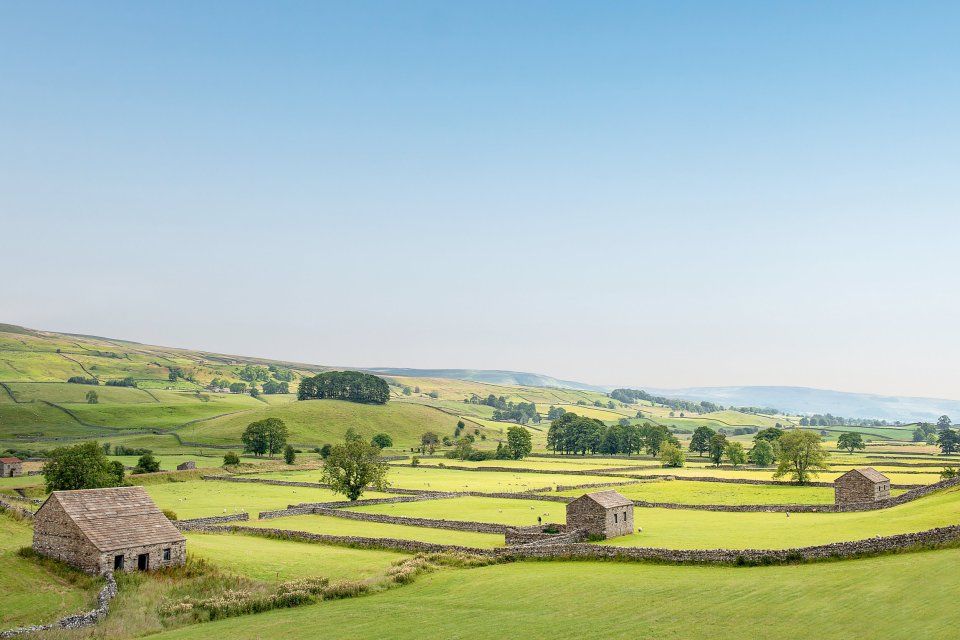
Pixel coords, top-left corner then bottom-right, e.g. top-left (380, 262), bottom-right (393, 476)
top-left (834, 467), bottom-right (891, 505)
top-left (176, 461), bottom-right (196, 471)
top-left (33, 486), bottom-right (186, 575)
top-left (566, 490), bottom-right (634, 539)
top-left (0, 456), bottom-right (23, 477)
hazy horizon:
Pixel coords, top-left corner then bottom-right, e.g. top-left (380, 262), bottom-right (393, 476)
top-left (4, 2), bottom-right (959, 399)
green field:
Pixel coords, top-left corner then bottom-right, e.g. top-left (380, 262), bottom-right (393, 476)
top-left (243, 514), bottom-right (505, 548)
top-left (552, 479), bottom-right (894, 505)
top-left (147, 550), bottom-right (960, 640)
top-left (0, 515), bottom-right (101, 628)
top-left (252, 466), bottom-right (616, 493)
top-left (142, 479), bottom-right (392, 520)
top-left (185, 531), bottom-right (410, 581)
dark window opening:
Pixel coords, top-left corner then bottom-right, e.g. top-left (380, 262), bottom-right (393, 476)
top-left (163, 548), bottom-right (171, 561)
top-left (114, 555), bottom-right (124, 570)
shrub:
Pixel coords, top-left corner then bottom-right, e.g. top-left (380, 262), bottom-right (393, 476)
top-left (371, 433), bottom-right (393, 449)
top-left (319, 444), bottom-right (332, 459)
top-left (162, 508), bottom-right (178, 521)
top-left (411, 456), bottom-right (420, 467)
top-left (223, 452), bottom-right (240, 466)
top-left (133, 454), bottom-right (161, 474)
top-left (284, 445), bottom-right (296, 465)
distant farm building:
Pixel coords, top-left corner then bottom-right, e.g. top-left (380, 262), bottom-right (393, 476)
top-left (566, 490), bottom-right (634, 538)
top-left (834, 468), bottom-right (891, 505)
top-left (33, 486), bottom-right (186, 575)
top-left (0, 457), bottom-right (23, 477)
top-left (176, 461), bottom-right (196, 471)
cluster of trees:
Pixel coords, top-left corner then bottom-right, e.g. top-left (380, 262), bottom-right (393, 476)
top-left (105, 377), bottom-right (137, 387)
top-left (799, 414), bottom-right (890, 427)
top-left (237, 364), bottom-right (271, 383)
top-left (112, 445), bottom-right (153, 456)
top-left (297, 371), bottom-right (390, 404)
top-left (609, 389), bottom-right (727, 414)
top-left (689, 428), bottom-right (753, 467)
top-left (67, 376), bottom-right (99, 385)
top-left (261, 380), bottom-right (290, 394)
top-left (546, 406), bottom-right (567, 420)
top-left (913, 422), bottom-right (939, 443)
top-left (492, 401), bottom-right (539, 424)
top-left (446, 425), bottom-right (532, 461)
top-left (42, 441), bottom-right (125, 491)
top-left (167, 366), bottom-right (191, 382)
top-left (268, 365), bottom-right (295, 382)
top-left (937, 429), bottom-right (960, 455)
top-left (547, 413), bottom-right (679, 456)
top-left (241, 418), bottom-right (289, 456)
top-left (320, 429), bottom-right (391, 501)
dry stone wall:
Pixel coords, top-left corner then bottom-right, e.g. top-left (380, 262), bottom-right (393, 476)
top-left (0, 572), bottom-right (117, 639)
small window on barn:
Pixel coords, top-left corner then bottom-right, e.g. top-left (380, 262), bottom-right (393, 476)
top-left (163, 548), bottom-right (171, 561)
top-left (614, 513), bottom-right (618, 523)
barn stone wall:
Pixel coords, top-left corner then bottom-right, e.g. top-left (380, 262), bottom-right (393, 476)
top-left (33, 501), bottom-right (102, 574)
top-left (94, 541), bottom-right (186, 575)
top-left (566, 499), bottom-right (634, 538)
top-left (835, 474), bottom-right (890, 505)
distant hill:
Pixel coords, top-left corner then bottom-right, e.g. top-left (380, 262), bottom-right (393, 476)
top-left (641, 385), bottom-right (960, 422)
top-left (364, 368), bottom-right (609, 392)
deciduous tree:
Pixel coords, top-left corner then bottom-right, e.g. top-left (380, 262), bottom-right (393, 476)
top-left (321, 433), bottom-right (390, 500)
top-left (774, 430), bottom-right (830, 483)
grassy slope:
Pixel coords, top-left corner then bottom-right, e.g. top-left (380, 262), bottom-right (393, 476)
top-left (0, 515), bottom-right (99, 628)
top-left (184, 532), bottom-right (409, 581)
top-left (175, 399), bottom-right (482, 447)
top-left (152, 549), bottom-right (960, 640)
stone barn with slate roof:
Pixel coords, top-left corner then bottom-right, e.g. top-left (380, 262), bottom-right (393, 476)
top-left (0, 456), bottom-right (23, 477)
top-left (834, 467), bottom-right (891, 505)
top-left (176, 461), bottom-right (196, 471)
top-left (32, 486), bottom-right (186, 575)
top-left (566, 490), bottom-right (634, 538)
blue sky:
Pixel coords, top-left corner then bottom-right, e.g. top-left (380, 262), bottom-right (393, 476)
top-left (2, 1), bottom-right (959, 397)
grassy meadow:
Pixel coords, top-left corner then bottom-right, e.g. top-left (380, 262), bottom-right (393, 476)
top-left (147, 550), bottom-right (960, 640)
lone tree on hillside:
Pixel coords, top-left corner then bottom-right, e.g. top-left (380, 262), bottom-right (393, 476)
top-left (284, 444), bottom-right (296, 465)
top-left (371, 433), bottom-right (393, 450)
top-left (241, 418), bottom-right (289, 456)
top-left (506, 425), bottom-right (533, 460)
top-left (85, 390), bottom-right (98, 404)
top-left (708, 434), bottom-right (728, 467)
top-left (420, 431), bottom-right (439, 454)
top-left (837, 432), bottom-right (866, 454)
top-left (689, 426), bottom-right (716, 457)
top-left (321, 431), bottom-right (390, 500)
top-left (937, 415), bottom-right (953, 431)
top-left (43, 441), bottom-right (124, 492)
top-left (773, 430), bottom-right (830, 483)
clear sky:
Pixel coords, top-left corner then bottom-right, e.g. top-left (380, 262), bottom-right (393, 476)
top-left (2, 1), bottom-right (959, 398)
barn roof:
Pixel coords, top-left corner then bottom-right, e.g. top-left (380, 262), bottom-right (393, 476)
top-left (40, 486), bottom-right (185, 552)
top-left (840, 467), bottom-right (889, 483)
top-left (578, 490), bottom-right (633, 509)
top-left (0, 457), bottom-right (22, 463)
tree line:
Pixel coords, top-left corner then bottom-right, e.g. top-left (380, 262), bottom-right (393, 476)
top-left (297, 371), bottom-right (390, 404)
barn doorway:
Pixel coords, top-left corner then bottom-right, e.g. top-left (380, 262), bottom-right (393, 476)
top-left (137, 553), bottom-right (149, 571)
top-left (114, 555), bottom-right (124, 570)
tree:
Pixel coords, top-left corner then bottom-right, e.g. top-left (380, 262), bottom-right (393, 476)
top-left (229, 382), bottom-right (247, 394)
top-left (837, 432), bottom-right (866, 454)
top-left (774, 430), bottom-right (830, 483)
top-left (223, 451), bottom-right (240, 465)
top-left (660, 443), bottom-right (685, 467)
top-left (938, 415), bottom-right (953, 431)
top-left (420, 431), bottom-right (439, 454)
top-left (754, 427), bottom-right (784, 443)
top-left (108, 460), bottom-right (125, 485)
top-left (371, 433), bottom-right (393, 450)
top-left (319, 444), bottom-right (332, 458)
top-left (320, 433), bottom-right (390, 500)
top-left (241, 418), bottom-right (289, 456)
top-left (284, 444), bottom-right (296, 465)
top-left (725, 442), bottom-right (747, 467)
top-left (102, 442), bottom-right (111, 455)
top-left (749, 439), bottom-right (775, 466)
top-left (689, 426), bottom-right (716, 457)
top-left (708, 434), bottom-right (728, 467)
top-left (85, 390), bottom-right (98, 404)
top-left (453, 438), bottom-right (474, 460)
top-left (133, 454), bottom-right (160, 474)
top-left (506, 426), bottom-right (533, 460)
top-left (43, 442), bottom-right (120, 492)
top-left (937, 430), bottom-right (959, 455)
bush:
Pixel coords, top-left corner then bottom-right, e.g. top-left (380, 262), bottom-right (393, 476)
top-left (284, 445), bottom-right (296, 465)
top-left (223, 452), bottom-right (240, 466)
top-left (67, 376), bottom-right (99, 385)
top-left (371, 433), bottom-right (393, 449)
top-left (134, 454), bottom-right (161, 474)
top-left (411, 456), bottom-right (420, 467)
top-left (319, 444), bottom-right (332, 459)
top-left (466, 450), bottom-right (495, 461)
top-left (162, 508), bottom-right (178, 521)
